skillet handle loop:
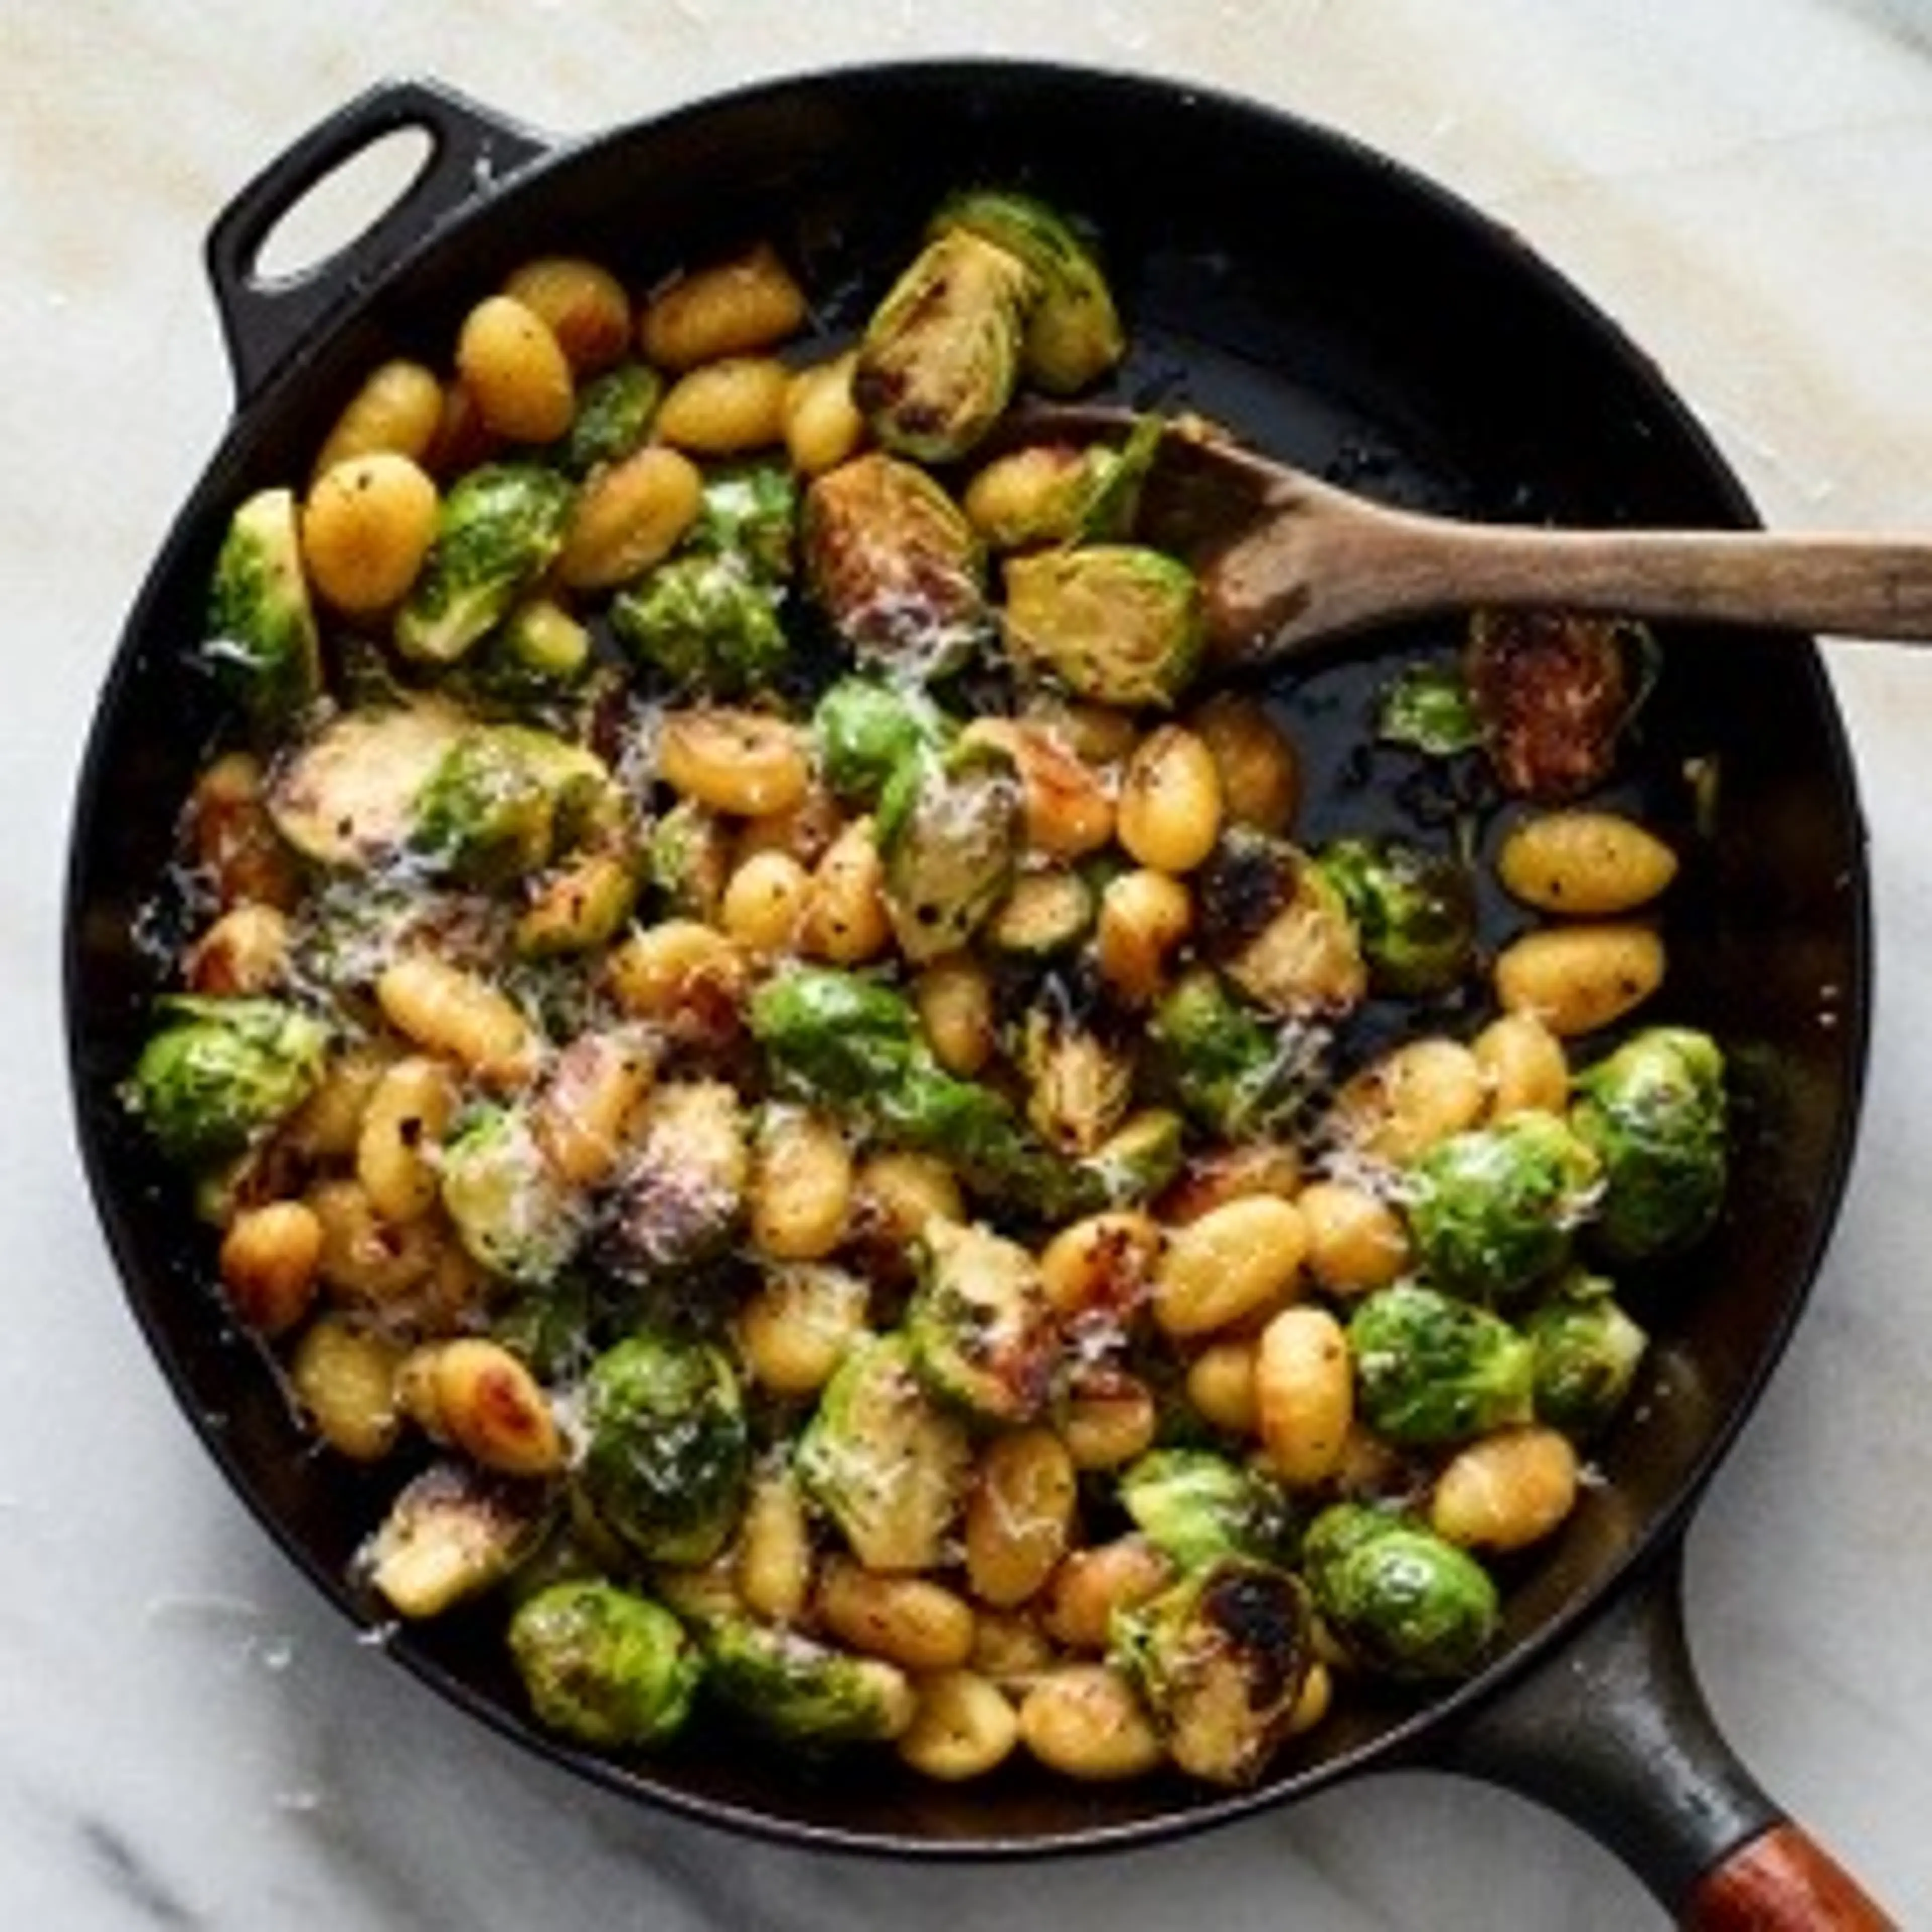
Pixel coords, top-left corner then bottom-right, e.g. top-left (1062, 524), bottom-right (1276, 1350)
top-left (1436, 1541), bottom-right (1896, 1927)
top-left (204, 78), bottom-right (548, 404)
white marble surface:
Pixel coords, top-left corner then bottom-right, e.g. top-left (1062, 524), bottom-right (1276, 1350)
top-left (9, 2), bottom-right (1932, 1924)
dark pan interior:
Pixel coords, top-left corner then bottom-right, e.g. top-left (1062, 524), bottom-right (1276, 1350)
top-left (65, 62), bottom-right (1870, 1854)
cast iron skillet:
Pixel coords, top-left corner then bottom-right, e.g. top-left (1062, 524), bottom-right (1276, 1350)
top-left (64, 63), bottom-right (1889, 1926)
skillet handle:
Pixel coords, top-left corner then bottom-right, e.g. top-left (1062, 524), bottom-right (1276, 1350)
top-left (1435, 1540), bottom-right (1896, 1927)
top-left (204, 78), bottom-right (548, 403)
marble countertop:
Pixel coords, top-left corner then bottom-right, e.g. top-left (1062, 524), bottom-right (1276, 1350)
top-left (9, 3), bottom-right (1932, 1925)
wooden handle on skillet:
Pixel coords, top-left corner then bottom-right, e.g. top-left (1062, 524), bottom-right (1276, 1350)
top-left (1437, 1542), bottom-right (1897, 1927)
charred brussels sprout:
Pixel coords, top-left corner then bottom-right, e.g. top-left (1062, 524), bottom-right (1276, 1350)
top-left (1301, 1502), bottom-right (1499, 1679)
top-left (1020, 995), bottom-right (1135, 1157)
top-left (410, 724), bottom-right (609, 888)
top-left (1402, 1111), bottom-right (1602, 1302)
top-left (1465, 609), bottom-right (1643, 802)
top-left (610, 552), bottom-right (787, 698)
top-left (558, 362), bottom-right (662, 476)
top-left (1112, 1557), bottom-right (1312, 1786)
top-left (577, 1332), bottom-right (749, 1566)
top-left (1569, 1026), bottom-right (1727, 1264)
top-left (908, 1218), bottom-right (1059, 1425)
top-left (1003, 544), bottom-right (1204, 709)
top-left (795, 1331), bottom-right (972, 1571)
top-left (854, 226), bottom-right (1035, 462)
top-left (440, 1104), bottom-right (581, 1286)
top-left (1195, 827), bottom-right (1367, 1018)
top-left (125, 995), bottom-right (328, 1168)
top-left (1147, 967), bottom-right (1319, 1140)
top-left (1319, 837), bottom-right (1477, 998)
top-left (801, 453), bottom-right (991, 681)
top-left (365, 1461), bottom-right (555, 1619)
top-left (508, 1579), bottom-right (700, 1749)
top-left (1117, 1450), bottom-right (1298, 1569)
top-left (703, 1617), bottom-right (916, 1745)
top-left (395, 463), bottom-right (576, 666)
top-left (596, 1081), bottom-right (749, 1285)
top-left (205, 487), bottom-right (321, 729)
top-left (811, 675), bottom-right (954, 807)
top-left (876, 737), bottom-right (1023, 964)
top-left (1525, 1271), bottom-right (1649, 1437)
top-left (1348, 1282), bottom-right (1535, 1447)
top-left (932, 189), bottom-right (1125, 396)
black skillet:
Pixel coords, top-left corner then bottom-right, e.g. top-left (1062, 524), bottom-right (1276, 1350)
top-left (62, 63), bottom-right (1890, 1926)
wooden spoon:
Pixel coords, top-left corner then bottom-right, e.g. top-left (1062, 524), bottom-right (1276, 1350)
top-left (1008, 406), bottom-right (1932, 662)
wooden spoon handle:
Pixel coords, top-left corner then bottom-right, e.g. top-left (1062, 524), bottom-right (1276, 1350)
top-left (1681, 1822), bottom-right (1898, 1930)
top-left (1394, 518), bottom-right (1932, 639)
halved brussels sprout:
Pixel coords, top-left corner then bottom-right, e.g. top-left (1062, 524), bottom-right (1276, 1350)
top-left (703, 1617), bottom-right (916, 1745)
top-left (801, 453), bottom-right (991, 681)
top-left (811, 675), bottom-right (955, 808)
top-left (596, 1080), bottom-right (749, 1285)
top-left (1147, 966), bottom-right (1321, 1140)
top-left (876, 738), bottom-right (1023, 964)
top-left (853, 226), bottom-right (1035, 462)
top-left (1003, 544), bottom-right (1204, 710)
top-left (932, 189), bottom-right (1126, 396)
top-left (908, 1218), bottom-right (1060, 1425)
top-left (440, 1102), bottom-right (583, 1286)
top-left (1020, 995), bottom-right (1135, 1157)
top-left (795, 1331), bottom-right (972, 1572)
top-left (364, 1460), bottom-right (555, 1620)
top-left (1195, 827), bottom-right (1367, 1018)
top-left (1319, 836), bottom-right (1478, 999)
top-left (556, 361), bottom-right (662, 476)
top-left (395, 463), bottom-right (576, 666)
top-left (204, 487), bottom-right (321, 730)
top-left (1112, 1556), bottom-right (1312, 1786)
top-left (1117, 1449), bottom-right (1298, 1570)
top-left (410, 723), bottom-right (610, 889)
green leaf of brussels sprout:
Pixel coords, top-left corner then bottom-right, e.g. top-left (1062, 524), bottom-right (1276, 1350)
top-left (204, 487), bottom-right (322, 731)
top-left (1002, 543), bottom-right (1204, 710)
top-left (1117, 1449), bottom-right (1299, 1570)
top-left (1319, 836), bottom-right (1477, 999)
top-left (702, 1617), bottom-right (915, 1745)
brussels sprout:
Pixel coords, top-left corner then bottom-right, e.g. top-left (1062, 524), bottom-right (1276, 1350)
top-left (1020, 995), bottom-right (1134, 1157)
top-left (703, 1617), bottom-right (916, 1745)
top-left (1147, 966), bottom-right (1321, 1140)
top-left (1319, 837), bottom-right (1477, 999)
top-left (395, 463), bottom-right (576, 666)
top-left (440, 1104), bottom-right (582, 1286)
top-left (465, 597), bottom-right (594, 702)
top-left (1402, 1111), bottom-right (1603, 1302)
top-left (558, 362), bottom-right (662, 476)
top-left (1525, 1271), bottom-right (1649, 1437)
top-left (125, 995), bottom-right (328, 1168)
top-left (266, 700), bottom-right (469, 869)
top-left (1003, 544), bottom-right (1204, 710)
top-left (687, 462), bottom-right (798, 583)
top-left (410, 723), bottom-right (610, 888)
top-left (611, 552), bottom-right (787, 698)
top-left (1375, 660), bottom-right (1483, 757)
top-left (853, 226), bottom-right (1035, 462)
top-left (514, 846), bottom-right (641, 959)
top-left (1465, 609), bottom-right (1645, 802)
top-left (795, 1331), bottom-right (972, 1571)
top-left (907, 1218), bottom-right (1059, 1425)
top-left (364, 1460), bottom-right (555, 1620)
top-left (801, 453), bottom-right (991, 681)
top-left (1111, 1556), bottom-right (1313, 1786)
top-left (596, 1080), bottom-right (749, 1285)
top-left (932, 189), bottom-right (1126, 396)
top-left (644, 798), bottom-right (733, 922)
top-left (877, 738), bottom-right (1023, 964)
top-left (985, 867), bottom-right (1097, 960)
top-left (204, 487), bottom-right (321, 729)
top-left (1301, 1502), bottom-right (1499, 1679)
top-left (508, 1579), bottom-right (701, 1748)
top-left (1072, 1106), bottom-right (1187, 1211)
top-left (885, 1059), bottom-right (1076, 1218)
top-left (811, 675), bottom-right (954, 807)
top-left (1117, 1450), bottom-right (1298, 1570)
top-left (1347, 1282), bottom-right (1535, 1447)
top-left (1195, 827), bottom-right (1367, 1018)
top-left (965, 416), bottom-right (1161, 553)
top-left (577, 1332), bottom-right (750, 1566)
top-left (1568, 1026), bottom-right (1727, 1264)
